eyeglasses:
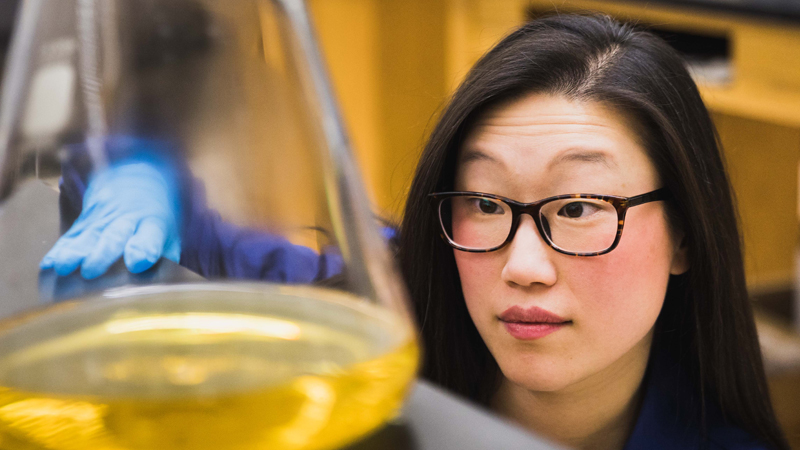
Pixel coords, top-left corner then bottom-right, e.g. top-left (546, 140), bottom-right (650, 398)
top-left (429, 188), bottom-right (670, 256)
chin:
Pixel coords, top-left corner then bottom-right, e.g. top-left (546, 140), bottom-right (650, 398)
top-left (498, 358), bottom-right (578, 393)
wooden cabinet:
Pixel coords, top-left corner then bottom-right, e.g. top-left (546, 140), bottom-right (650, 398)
top-left (308, 0), bottom-right (450, 218)
top-left (310, 0), bottom-right (800, 291)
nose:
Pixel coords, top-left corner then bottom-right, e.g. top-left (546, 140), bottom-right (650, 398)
top-left (500, 214), bottom-right (557, 288)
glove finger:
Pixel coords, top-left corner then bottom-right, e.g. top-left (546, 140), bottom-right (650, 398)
top-left (40, 241), bottom-right (63, 269)
top-left (40, 218), bottom-right (96, 269)
top-left (50, 227), bottom-right (104, 276)
top-left (80, 218), bottom-right (138, 280)
top-left (52, 199), bottom-right (117, 249)
top-left (61, 206), bottom-right (103, 239)
top-left (41, 235), bottom-right (75, 268)
top-left (124, 217), bottom-right (168, 274)
top-left (63, 179), bottom-right (121, 239)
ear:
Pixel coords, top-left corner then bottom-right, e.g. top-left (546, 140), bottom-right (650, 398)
top-left (669, 234), bottom-right (690, 275)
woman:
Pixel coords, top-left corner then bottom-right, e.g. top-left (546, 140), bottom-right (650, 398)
top-left (397, 14), bottom-right (788, 449)
top-left (44, 14), bottom-right (788, 449)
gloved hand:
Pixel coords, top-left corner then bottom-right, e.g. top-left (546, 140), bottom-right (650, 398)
top-left (40, 158), bottom-right (181, 279)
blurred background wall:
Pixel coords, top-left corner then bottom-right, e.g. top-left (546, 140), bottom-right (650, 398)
top-left (3, 0), bottom-right (800, 446)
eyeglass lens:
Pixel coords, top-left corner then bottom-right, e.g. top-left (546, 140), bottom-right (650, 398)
top-left (441, 196), bottom-right (619, 252)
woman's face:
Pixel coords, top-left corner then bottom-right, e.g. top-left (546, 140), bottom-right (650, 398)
top-left (454, 93), bottom-right (688, 393)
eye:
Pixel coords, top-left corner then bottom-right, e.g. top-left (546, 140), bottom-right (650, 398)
top-left (472, 198), bottom-right (504, 215)
top-left (557, 201), bottom-right (600, 218)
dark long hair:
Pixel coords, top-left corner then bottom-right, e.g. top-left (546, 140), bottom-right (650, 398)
top-left (397, 14), bottom-right (789, 449)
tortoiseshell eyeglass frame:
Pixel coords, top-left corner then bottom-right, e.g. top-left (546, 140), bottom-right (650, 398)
top-left (428, 188), bottom-right (671, 256)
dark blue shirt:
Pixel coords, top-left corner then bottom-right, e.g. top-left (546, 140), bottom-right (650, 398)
top-left (624, 349), bottom-right (767, 450)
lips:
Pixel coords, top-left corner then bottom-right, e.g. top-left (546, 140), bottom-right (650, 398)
top-left (499, 305), bottom-right (571, 340)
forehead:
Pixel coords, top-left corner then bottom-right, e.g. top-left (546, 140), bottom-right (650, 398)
top-left (456, 93), bottom-right (659, 198)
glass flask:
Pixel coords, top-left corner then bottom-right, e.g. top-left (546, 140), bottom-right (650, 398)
top-left (0, 1), bottom-right (418, 449)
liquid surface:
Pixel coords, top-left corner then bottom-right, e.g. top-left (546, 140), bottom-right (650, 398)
top-left (0, 286), bottom-right (418, 450)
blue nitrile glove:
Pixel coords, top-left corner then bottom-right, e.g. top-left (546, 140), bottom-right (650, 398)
top-left (40, 157), bottom-right (181, 279)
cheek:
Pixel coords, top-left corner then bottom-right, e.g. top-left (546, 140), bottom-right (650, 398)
top-left (568, 208), bottom-right (674, 339)
top-left (453, 250), bottom-right (505, 325)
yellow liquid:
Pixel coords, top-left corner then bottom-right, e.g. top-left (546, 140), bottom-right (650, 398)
top-left (0, 285), bottom-right (418, 450)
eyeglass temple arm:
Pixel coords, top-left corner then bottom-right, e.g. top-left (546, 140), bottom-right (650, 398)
top-left (626, 188), bottom-right (671, 208)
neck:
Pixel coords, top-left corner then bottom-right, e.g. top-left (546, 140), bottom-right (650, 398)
top-left (491, 332), bottom-right (652, 450)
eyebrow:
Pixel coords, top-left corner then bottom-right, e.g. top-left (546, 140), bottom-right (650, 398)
top-left (547, 149), bottom-right (616, 170)
top-left (460, 148), bottom-right (616, 171)
top-left (458, 149), bottom-right (501, 166)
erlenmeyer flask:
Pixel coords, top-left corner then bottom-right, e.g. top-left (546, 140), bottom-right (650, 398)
top-left (0, 1), bottom-right (418, 449)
